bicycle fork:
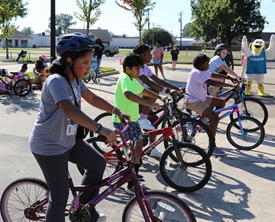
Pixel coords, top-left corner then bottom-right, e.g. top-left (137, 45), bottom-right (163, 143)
top-left (135, 183), bottom-right (163, 222)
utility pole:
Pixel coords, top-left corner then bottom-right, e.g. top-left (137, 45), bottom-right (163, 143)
top-left (178, 11), bottom-right (183, 46)
top-left (50, 0), bottom-right (56, 63)
top-left (147, 9), bottom-right (150, 30)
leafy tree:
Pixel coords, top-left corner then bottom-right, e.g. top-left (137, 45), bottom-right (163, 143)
top-left (142, 27), bottom-right (174, 49)
top-left (0, 0), bottom-right (28, 58)
top-left (190, 0), bottom-right (267, 47)
top-left (116, 0), bottom-right (156, 43)
top-left (21, 27), bottom-right (34, 35)
top-left (74, 0), bottom-right (106, 36)
top-left (182, 22), bottom-right (193, 37)
top-left (48, 13), bottom-right (77, 36)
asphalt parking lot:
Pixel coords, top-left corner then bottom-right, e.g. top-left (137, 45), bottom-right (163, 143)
top-left (0, 60), bottom-right (274, 222)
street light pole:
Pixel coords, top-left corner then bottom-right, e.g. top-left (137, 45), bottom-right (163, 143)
top-left (152, 23), bottom-right (154, 49)
top-left (178, 11), bottom-right (183, 46)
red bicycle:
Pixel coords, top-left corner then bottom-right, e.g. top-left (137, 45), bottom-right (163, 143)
top-left (86, 97), bottom-right (212, 193)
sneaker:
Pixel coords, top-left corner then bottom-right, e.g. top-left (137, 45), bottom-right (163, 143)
top-left (213, 146), bottom-right (226, 156)
top-left (138, 119), bottom-right (155, 130)
top-left (149, 148), bottom-right (163, 158)
top-left (137, 174), bottom-right (145, 181)
top-left (97, 213), bottom-right (107, 222)
top-left (125, 182), bottom-right (135, 195)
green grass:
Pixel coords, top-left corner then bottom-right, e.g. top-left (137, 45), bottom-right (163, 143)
top-left (0, 47), bottom-right (242, 66)
top-left (25, 67), bottom-right (115, 78)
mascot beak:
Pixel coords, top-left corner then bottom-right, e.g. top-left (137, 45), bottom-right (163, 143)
top-left (252, 39), bottom-right (264, 55)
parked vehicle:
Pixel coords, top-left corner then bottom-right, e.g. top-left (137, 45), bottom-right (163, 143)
top-left (103, 43), bottom-right (119, 57)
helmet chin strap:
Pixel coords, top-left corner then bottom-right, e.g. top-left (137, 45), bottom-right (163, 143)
top-left (68, 64), bottom-right (79, 84)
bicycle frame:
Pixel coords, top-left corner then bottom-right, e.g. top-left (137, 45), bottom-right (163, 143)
top-left (193, 101), bottom-right (246, 135)
top-left (25, 124), bottom-right (158, 222)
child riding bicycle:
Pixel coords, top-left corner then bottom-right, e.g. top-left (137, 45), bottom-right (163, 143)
top-left (112, 53), bottom-right (162, 195)
top-left (29, 32), bottom-right (127, 222)
top-left (185, 54), bottom-right (239, 156)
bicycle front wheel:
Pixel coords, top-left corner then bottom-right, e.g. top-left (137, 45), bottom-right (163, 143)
top-left (226, 116), bottom-right (265, 150)
top-left (13, 79), bottom-right (31, 97)
top-left (122, 190), bottom-right (196, 222)
top-left (1, 178), bottom-right (48, 222)
top-left (160, 143), bottom-right (212, 192)
top-left (230, 97), bottom-right (268, 131)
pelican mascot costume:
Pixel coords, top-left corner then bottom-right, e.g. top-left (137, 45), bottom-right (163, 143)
top-left (241, 35), bottom-right (275, 97)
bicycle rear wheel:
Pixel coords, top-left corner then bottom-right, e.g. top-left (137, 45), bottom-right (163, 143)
top-left (226, 116), bottom-right (265, 150)
top-left (229, 97), bottom-right (268, 132)
top-left (163, 117), bottom-right (214, 158)
top-left (160, 143), bottom-right (212, 192)
top-left (123, 190), bottom-right (196, 222)
top-left (13, 79), bottom-right (31, 97)
top-left (1, 178), bottom-right (48, 222)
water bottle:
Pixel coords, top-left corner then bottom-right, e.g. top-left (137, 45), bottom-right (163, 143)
top-left (185, 122), bottom-right (193, 136)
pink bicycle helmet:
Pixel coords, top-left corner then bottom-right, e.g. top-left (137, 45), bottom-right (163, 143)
top-left (39, 55), bottom-right (47, 61)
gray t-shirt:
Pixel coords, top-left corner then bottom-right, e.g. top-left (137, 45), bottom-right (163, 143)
top-left (30, 74), bottom-right (88, 155)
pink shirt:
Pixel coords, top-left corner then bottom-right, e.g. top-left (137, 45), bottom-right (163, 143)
top-left (152, 46), bottom-right (164, 59)
top-left (241, 53), bottom-right (247, 65)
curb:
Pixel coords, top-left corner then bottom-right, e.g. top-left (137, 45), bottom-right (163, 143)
top-left (100, 70), bottom-right (120, 76)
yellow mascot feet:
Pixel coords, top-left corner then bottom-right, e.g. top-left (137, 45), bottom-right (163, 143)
top-left (245, 81), bottom-right (252, 96)
top-left (258, 84), bottom-right (274, 97)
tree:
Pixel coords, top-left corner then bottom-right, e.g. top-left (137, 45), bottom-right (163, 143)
top-left (21, 27), bottom-right (34, 35)
top-left (115, 0), bottom-right (155, 43)
top-left (142, 27), bottom-right (174, 49)
top-left (190, 0), bottom-right (267, 47)
top-left (48, 13), bottom-right (76, 36)
top-left (0, 0), bottom-right (28, 58)
top-left (182, 22), bottom-right (193, 37)
top-left (74, 0), bottom-right (106, 36)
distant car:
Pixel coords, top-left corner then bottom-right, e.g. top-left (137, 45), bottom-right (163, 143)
top-left (103, 44), bottom-right (119, 57)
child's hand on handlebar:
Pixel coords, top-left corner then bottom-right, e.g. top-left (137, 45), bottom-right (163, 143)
top-left (99, 127), bottom-right (117, 146)
top-left (233, 84), bottom-right (240, 91)
top-left (150, 102), bottom-right (161, 110)
top-left (170, 90), bottom-right (178, 97)
top-left (116, 110), bottom-right (131, 122)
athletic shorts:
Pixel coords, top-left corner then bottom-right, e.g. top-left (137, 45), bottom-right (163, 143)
top-left (152, 58), bottom-right (161, 64)
top-left (246, 74), bottom-right (265, 83)
top-left (113, 121), bottom-right (142, 142)
top-left (186, 96), bottom-right (213, 115)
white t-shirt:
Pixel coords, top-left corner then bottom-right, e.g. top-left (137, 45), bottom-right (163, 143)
top-left (186, 68), bottom-right (211, 103)
top-left (137, 64), bottom-right (154, 88)
top-left (208, 55), bottom-right (227, 74)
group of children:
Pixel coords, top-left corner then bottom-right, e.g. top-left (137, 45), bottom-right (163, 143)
top-left (29, 32), bottom-right (245, 221)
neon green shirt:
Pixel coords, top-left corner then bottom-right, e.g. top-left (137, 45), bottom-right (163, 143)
top-left (112, 72), bottom-right (144, 123)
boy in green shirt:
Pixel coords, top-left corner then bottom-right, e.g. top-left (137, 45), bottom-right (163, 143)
top-left (112, 53), bottom-right (162, 195)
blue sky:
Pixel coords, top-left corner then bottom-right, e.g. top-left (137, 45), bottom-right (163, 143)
top-left (15, 0), bottom-right (275, 37)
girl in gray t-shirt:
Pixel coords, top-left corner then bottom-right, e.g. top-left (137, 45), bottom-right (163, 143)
top-left (29, 33), bottom-right (125, 222)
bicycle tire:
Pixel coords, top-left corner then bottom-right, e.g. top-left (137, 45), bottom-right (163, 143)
top-left (1, 178), bottom-right (48, 222)
top-left (88, 112), bottom-right (115, 154)
top-left (226, 116), bottom-right (265, 150)
top-left (13, 79), bottom-right (31, 97)
top-left (229, 97), bottom-right (268, 132)
top-left (159, 142), bottom-right (212, 192)
top-left (163, 117), bottom-right (215, 158)
top-left (122, 190), bottom-right (197, 222)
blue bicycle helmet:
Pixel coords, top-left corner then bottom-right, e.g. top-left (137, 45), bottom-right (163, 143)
top-left (56, 32), bottom-right (100, 56)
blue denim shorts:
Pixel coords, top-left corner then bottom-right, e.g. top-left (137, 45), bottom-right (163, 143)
top-left (113, 121), bottom-right (142, 142)
top-left (152, 58), bottom-right (161, 64)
